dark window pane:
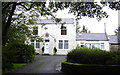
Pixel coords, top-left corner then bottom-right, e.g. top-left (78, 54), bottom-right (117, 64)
top-left (61, 27), bottom-right (67, 35)
top-left (59, 40), bottom-right (63, 49)
top-left (64, 40), bottom-right (68, 49)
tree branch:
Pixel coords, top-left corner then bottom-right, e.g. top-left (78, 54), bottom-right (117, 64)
top-left (19, 3), bottom-right (35, 11)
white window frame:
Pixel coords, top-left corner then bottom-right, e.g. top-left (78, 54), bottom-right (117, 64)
top-left (58, 40), bottom-right (63, 49)
top-left (31, 40), bottom-right (40, 49)
top-left (58, 40), bottom-right (69, 49)
top-left (100, 43), bottom-right (105, 50)
top-left (64, 40), bottom-right (68, 49)
top-left (36, 40), bottom-right (40, 48)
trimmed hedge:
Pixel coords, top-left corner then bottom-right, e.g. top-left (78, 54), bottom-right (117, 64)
top-left (67, 47), bottom-right (120, 65)
top-left (61, 62), bottom-right (120, 73)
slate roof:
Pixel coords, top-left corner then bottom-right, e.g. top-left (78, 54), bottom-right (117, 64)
top-left (36, 18), bottom-right (74, 24)
top-left (76, 33), bottom-right (108, 41)
top-left (108, 35), bottom-right (119, 44)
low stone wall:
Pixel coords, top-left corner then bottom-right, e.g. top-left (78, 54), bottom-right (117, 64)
top-left (61, 62), bottom-right (120, 73)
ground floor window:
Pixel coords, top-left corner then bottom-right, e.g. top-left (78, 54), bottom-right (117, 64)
top-left (101, 43), bottom-right (105, 50)
top-left (59, 40), bottom-right (63, 49)
top-left (36, 40), bottom-right (40, 48)
top-left (31, 40), bottom-right (40, 48)
top-left (64, 40), bottom-right (68, 49)
top-left (84, 43), bottom-right (104, 50)
top-left (58, 40), bottom-right (69, 49)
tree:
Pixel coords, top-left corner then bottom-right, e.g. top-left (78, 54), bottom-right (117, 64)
top-left (80, 25), bottom-right (90, 33)
top-left (2, 1), bottom-right (120, 46)
top-left (2, 2), bottom-right (53, 46)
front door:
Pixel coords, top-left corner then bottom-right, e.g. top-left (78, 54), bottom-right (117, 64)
top-left (44, 39), bottom-right (50, 54)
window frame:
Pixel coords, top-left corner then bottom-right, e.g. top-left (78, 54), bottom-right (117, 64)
top-left (58, 40), bottom-right (63, 49)
top-left (58, 40), bottom-right (69, 49)
top-left (61, 27), bottom-right (67, 35)
top-left (101, 43), bottom-right (105, 50)
top-left (36, 40), bottom-right (40, 48)
top-left (64, 40), bottom-right (68, 49)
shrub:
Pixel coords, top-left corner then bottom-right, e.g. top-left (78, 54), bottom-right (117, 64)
top-left (7, 43), bottom-right (35, 63)
top-left (2, 46), bottom-right (14, 72)
top-left (67, 47), bottom-right (112, 65)
top-left (109, 51), bottom-right (120, 65)
top-left (54, 47), bottom-right (57, 54)
top-left (42, 46), bottom-right (44, 53)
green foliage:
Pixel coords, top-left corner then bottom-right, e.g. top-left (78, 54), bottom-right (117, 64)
top-left (2, 46), bottom-right (14, 72)
top-left (2, 43), bottom-right (35, 73)
top-left (49, 2), bottom-right (109, 21)
top-left (109, 51), bottom-right (120, 65)
top-left (55, 18), bottom-right (62, 23)
top-left (13, 63), bottom-right (27, 69)
top-left (6, 43), bottom-right (35, 63)
top-left (67, 47), bottom-right (120, 65)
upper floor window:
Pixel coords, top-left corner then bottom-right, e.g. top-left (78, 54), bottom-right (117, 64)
top-left (33, 26), bottom-right (38, 35)
top-left (61, 26), bottom-right (67, 35)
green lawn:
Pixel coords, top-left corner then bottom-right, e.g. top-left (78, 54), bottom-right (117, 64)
top-left (13, 63), bottom-right (27, 69)
top-left (3, 63), bottom-right (27, 74)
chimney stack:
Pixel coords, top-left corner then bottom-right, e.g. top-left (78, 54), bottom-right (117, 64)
top-left (104, 23), bottom-right (106, 34)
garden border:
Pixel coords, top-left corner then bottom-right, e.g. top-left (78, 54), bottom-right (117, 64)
top-left (61, 62), bottom-right (120, 73)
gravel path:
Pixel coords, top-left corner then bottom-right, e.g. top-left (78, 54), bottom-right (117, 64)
top-left (12, 55), bottom-right (66, 73)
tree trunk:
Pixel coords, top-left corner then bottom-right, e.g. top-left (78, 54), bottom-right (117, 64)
top-left (2, 2), bottom-right (17, 46)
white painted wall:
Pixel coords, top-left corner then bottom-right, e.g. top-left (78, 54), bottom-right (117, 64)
top-left (28, 22), bottom-right (77, 55)
top-left (77, 40), bottom-right (110, 51)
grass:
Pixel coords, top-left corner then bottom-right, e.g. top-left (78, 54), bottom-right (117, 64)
top-left (3, 63), bottom-right (27, 74)
top-left (13, 63), bottom-right (27, 69)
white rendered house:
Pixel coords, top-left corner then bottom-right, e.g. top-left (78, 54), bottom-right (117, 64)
top-left (27, 18), bottom-right (115, 55)
top-left (28, 18), bottom-right (77, 55)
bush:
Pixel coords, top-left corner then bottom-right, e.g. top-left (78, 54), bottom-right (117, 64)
top-left (7, 43), bottom-right (36, 63)
top-left (66, 47), bottom-right (119, 65)
top-left (109, 51), bottom-right (120, 65)
top-left (2, 46), bottom-right (14, 72)
top-left (42, 46), bottom-right (44, 53)
top-left (54, 47), bottom-right (57, 54)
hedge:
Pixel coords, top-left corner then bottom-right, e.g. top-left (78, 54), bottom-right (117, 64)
top-left (8, 43), bottom-right (36, 63)
top-left (61, 62), bottom-right (120, 73)
top-left (67, 47), bottom-right (120, 65)
top-left (2, 43), bottom-right (35, 74)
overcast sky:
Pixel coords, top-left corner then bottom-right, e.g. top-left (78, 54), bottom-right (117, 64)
top-left (53, 4), bottom-right (118, 35)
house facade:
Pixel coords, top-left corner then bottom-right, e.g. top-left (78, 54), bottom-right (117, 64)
top-left (28, 18), bottom-right (77, 55)
top-left (27, 18), bottom-right (118, 55)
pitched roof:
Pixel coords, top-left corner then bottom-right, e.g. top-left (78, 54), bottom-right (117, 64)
top-left (108, 35), bottom-right (119, 44)
top-left (36, 18), bottom-right (74, 24)
top-left (76, 33), bottom-right (108, 41)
